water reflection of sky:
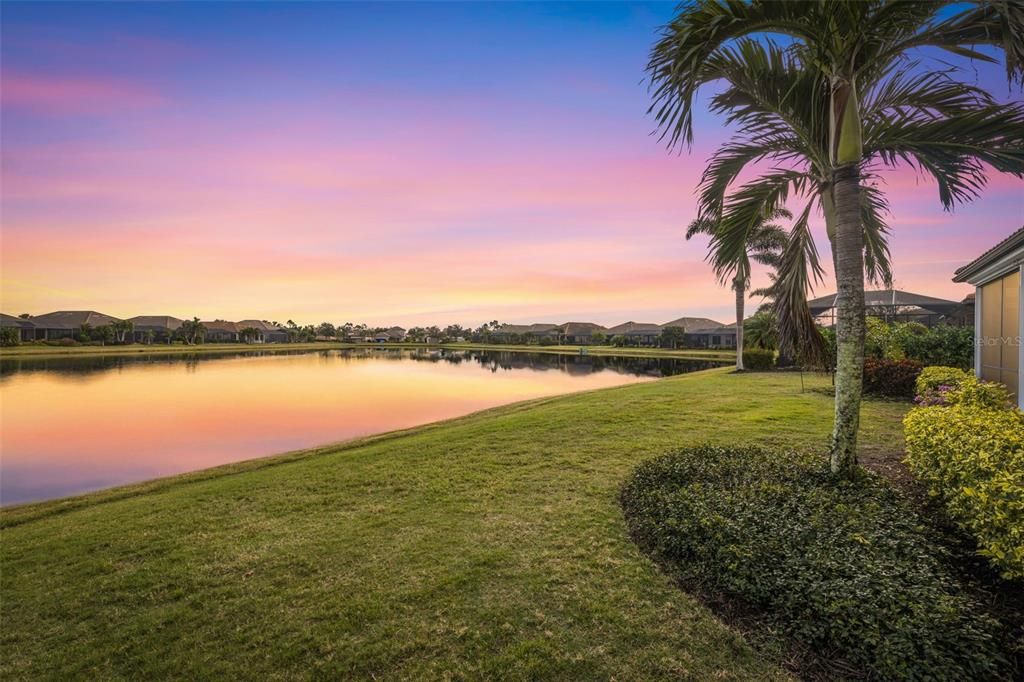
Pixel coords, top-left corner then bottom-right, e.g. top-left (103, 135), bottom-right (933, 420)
top-left (1, 349), bottom-right (719, 505)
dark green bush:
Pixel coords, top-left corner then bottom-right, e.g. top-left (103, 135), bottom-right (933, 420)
top-left (901, 325), bottom-right (974, 369)
top-left (862, 357), bottom-right (924, 398)
top-left (741, 348), bottom-right (775, 371)
top-left (620, 445), bottom-right (1006, 680)
top-left (0, 327), bottom-right (20, 346)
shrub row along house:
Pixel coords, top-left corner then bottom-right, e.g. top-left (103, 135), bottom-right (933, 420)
top-left (491, 316), bottom-right (737, 348)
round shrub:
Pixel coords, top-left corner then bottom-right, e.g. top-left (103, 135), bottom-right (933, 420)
top-left (741, 348), bottom-right (775, 371)
top-left (863, 358), bottom-right (924, 398)
top-left (905, 405), bottom-right (1024, 580)
top-left (915, 366), bottom-right (970, 396)
top-left (620, 445), bottom-right (1006, 679)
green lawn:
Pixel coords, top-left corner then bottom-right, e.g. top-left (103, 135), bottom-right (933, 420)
top-left (1, 369), bottom-right (907, 680)
top-left (0, 341), bottom-right (734, 362)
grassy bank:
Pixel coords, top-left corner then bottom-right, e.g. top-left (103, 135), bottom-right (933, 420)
top-left (0, 341), bottom-right (734, 362)
top-left (1, 370), bottom-right (906, 679)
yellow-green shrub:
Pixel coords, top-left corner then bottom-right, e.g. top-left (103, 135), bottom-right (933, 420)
top-left (915, 366), bottom-right (970, 395)
top-left (946, 376), bottom-right (1013, 410)
top-left (904, 405), bottom-right (1024, 580)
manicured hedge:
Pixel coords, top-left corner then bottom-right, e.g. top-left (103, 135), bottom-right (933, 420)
top-left (862, 358), bottom-right (924, 398)
top-left (620, 445), bottom-right (1006, 679)
top-left (905, 405), bottom-right (1024, 580)
top-left (741, 348), bottom-right (775, 371)
top-left (915, 366), bottom-right (970, 395)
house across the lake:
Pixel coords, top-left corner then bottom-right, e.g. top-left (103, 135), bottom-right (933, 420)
top-left (18, 310), bottom-right (124, 341)
top-left (605, 321), bottom-right (663, 346)
top-left (129, 316), bottom-right (184, 343)
top-left (684, 324), bottom-right (738, 349)
top-left (201, 320), bottom-right (240, 343)
top-left (953, 225), bottom-right (1022, 407)
top-left (493, 323), bottom-right (562, 343)
top-left (559, 322), bottom-right (607, 344)
top-left (659, 316), bottom-right (736, 348)
top-left (0, 314), bottom-right (38, 342)
top-left (237, 320), bottom-right (288, 343)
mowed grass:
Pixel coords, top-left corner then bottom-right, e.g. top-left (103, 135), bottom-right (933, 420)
top-left (1, 369), bottom-right (907, 680)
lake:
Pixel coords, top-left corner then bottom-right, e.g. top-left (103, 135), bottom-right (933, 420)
top-left (0, 348), bottom-right (720, 505)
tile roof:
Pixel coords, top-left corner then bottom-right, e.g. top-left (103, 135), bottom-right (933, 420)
top-left (29, 310), bottom-right (122, 329)
top-left (201, 320), bottom-right (239, 333)
top-left (129, 316), bottom-right (184, 330)
top-left (1, 313), bottom-right (36, 328)
top-left (560, 322), bottom-right (606, 336)
top-left (605, 321), bottom-right (662, 335)
top-left (661, 316), bottom-right (724, 330)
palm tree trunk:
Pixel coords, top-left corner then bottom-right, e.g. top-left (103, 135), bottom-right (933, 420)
top-left (821, 186), bottom-right (840, 275)
top-left (829, 164), bottom-right (865, 477)
top-left (734, 278), bottom-right (745, 371)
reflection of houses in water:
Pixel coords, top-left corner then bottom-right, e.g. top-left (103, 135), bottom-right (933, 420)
top-left (2, 347), bottom-right (724, 382)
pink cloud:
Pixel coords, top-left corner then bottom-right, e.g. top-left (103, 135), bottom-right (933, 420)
top-left (1, 71), bottom-right (165, 115)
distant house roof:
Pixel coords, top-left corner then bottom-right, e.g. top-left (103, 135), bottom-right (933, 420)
top-left (385, 326), bottom-right (407, 337)
top-left (953, 225), bottom-right (1024, 283)
top-left (129, 315), bottom-right (184, 331)
top-left (807, 290), bottom-right (962, 316)
top-left (661, 316), bottom-right (724, 331)
top-left (0, 313), bottom-right (36, 329)
top-left (560, 322), bottom-right (606, 336)
top-left (29, 310), bottom-right (122, 329)
top-left (606, 321), bottom-right (662, 335)
top-left (237, 320), bottom-right (284, 332)
top-left (201, 320), bottom-right (239, 333)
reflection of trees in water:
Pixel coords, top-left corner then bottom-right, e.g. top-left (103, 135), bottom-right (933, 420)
top-left (1, 347), bottom-right (722, 381)
top-left (397, 349), bottom-right (719, 377)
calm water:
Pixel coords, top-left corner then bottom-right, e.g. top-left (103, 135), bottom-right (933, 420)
top-left (0, 348), bottom-right (719, 505)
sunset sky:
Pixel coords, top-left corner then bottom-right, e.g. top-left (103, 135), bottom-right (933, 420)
top-left (3, 1), bottom-right (1022, 327)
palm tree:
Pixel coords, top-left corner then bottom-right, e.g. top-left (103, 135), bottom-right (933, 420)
top-left (685, 208), bottom-right (788, 370)
top-left (648, 1), bottom-right (1024, 476)
top-left (112, 319), bottom-right (134, 344)
top-left (743, 309), bottom-right (778, 351)
top-left (180, 317), bottom-right (204, 345)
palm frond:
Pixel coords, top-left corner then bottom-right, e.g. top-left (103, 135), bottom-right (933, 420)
top-left (646, 0), bottom-right (828, 150)
top-left (684, 217), bottom-right (717, 241)
top-left (770, 200), bottom-right (827, 367)
top-left (859, 183), bottom-right (893, 287)
top-left (709, 169), bottom-right (811, 284)
top-left (866, 103), bottom-right (1024, 208)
